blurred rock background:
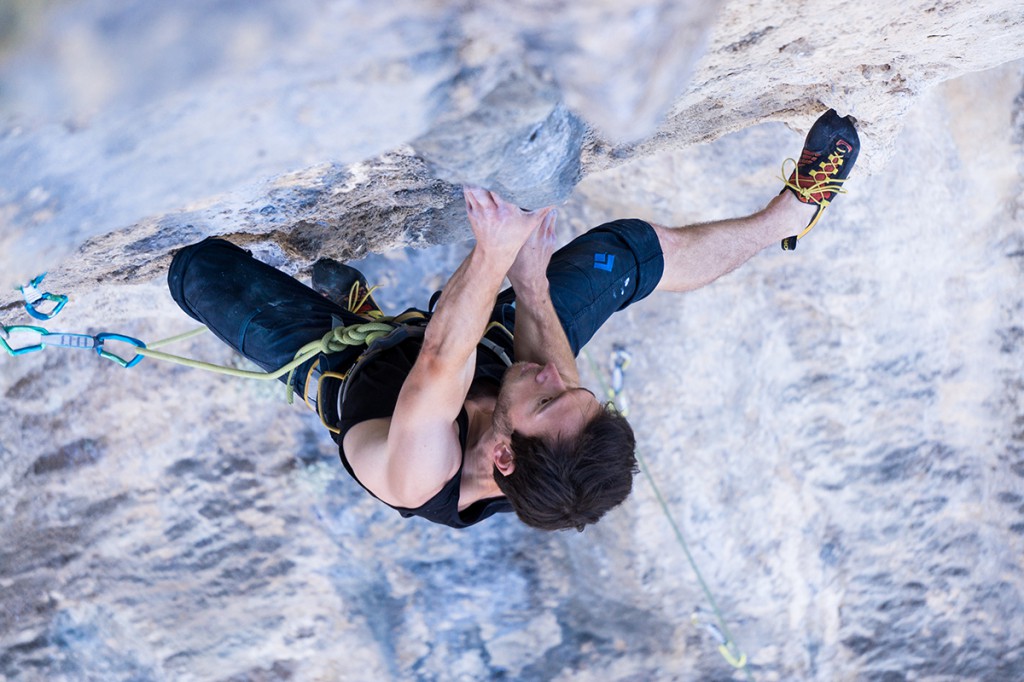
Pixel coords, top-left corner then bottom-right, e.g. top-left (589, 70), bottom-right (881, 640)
top-left (1, 1), bottom-right (1023, 680)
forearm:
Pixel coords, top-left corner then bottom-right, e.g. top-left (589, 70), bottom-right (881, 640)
top-left (511, 280), bottom-right (580, 384)
top-left (384, 245), bottom-right (511, 505)
top-left (422, 245), bottom-right (514, 368)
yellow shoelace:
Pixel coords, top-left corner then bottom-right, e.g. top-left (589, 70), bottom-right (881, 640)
top-left (779, 157), bottom-right (850, 237)
top-left (346, 280), bottom-right (384, 319)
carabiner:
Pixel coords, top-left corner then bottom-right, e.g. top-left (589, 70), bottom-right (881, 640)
top-left (610, 345), bottom-right (631, 393)
top-left (95, 333), bottom-right (146, 368)
top-left (607, 345), bottom-right (632, 415)
top-left (691, 609), bottom-right (748, 669)
top-left (18, 273), bottom-right (68, 321)
top-left (0, 324), bottom-right (48, 356)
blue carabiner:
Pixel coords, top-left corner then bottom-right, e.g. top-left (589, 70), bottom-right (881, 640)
top-left (18, 273), bottom-right (68, 321)
top-left (95, 333), bottom-right (146, 368)
top-left (0, 324), bottom-right (49, 356)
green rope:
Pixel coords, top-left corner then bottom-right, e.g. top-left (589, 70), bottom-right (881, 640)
top-left (146, 327), bottom-right (209, 349)
top-left (137, 320), bottom-right (397, 403)
top-left (582, 348), bottom-right (753, 680)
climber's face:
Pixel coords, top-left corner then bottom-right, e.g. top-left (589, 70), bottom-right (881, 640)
top-left (492, 362), bottom-right (601, 440)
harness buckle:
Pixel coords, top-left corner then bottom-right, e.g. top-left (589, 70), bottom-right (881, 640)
top-left (316, 370), bottom-right (348, 435)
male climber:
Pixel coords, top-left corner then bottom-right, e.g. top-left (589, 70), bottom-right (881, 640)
top-left (168, 109), bottom-right (859, 531)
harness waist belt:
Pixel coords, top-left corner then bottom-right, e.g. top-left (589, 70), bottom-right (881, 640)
top-left (302, 318), bottom-right (514, 436)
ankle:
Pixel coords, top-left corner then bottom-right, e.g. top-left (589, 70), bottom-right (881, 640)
top-left (764, 192), bottom-right (817, 241)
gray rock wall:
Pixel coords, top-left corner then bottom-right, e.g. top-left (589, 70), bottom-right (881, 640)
top-left (1, 1), bottom-right (1023, 680)
top-left (1, 0), bottom-right (1022, 291)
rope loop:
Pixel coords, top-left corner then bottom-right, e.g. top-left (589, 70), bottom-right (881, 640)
top-left (325, 321), bottom-right (395, 350)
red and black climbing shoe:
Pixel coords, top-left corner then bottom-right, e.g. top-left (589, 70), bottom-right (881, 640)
top-left (780, 109), bottom-right (860, 251)
top-left (312, 259), bottom-right (383, 319)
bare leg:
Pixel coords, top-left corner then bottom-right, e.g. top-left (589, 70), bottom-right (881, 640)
top-left (652, 190), bottom-right (816, 293)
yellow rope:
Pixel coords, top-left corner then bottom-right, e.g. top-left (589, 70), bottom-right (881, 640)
top-left (146, 327), bottom-right (209, 349)
top-left (127, 275), bottom-right (411, 403)
top-left (136, 319), bottom-right (399, 403)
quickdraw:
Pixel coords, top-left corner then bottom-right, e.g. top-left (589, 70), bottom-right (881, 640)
top-left (17, 273), bottom-right (68, 321)
top-left (583, 346), bottom-right (753, 680)
top-left (0, 325), bottom-right (145, 367)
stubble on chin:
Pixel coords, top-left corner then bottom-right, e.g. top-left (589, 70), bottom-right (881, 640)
top-left (493, 368), bottom-right (521, 437)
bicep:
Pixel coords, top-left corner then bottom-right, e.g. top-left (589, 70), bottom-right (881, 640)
top-left (381, 350), bottom-right (476, 506)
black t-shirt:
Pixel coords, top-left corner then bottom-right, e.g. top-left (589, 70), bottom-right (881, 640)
top-left (337, 334), bottom-right (513, 528)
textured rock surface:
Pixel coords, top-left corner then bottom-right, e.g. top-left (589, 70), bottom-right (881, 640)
top-left (2, 1), bottom-right (1024, 680)
top-left (0, 0), bottom-right (723, 278)
top-left (2, 0), bottom-right (1022, 288)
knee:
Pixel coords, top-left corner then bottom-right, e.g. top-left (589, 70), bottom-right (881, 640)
top-left (167, 238), bottom-right (245, 312)
top-left (169, 237), bottom-right (245, 277)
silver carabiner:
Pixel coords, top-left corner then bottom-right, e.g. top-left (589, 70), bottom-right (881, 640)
top-left (608, 344), bottom-right (632, 415)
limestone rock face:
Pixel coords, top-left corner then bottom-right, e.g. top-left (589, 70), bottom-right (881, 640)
top-left (0, 0), bottom-right (724, 280)
top-left (2, 0), bottom-right (1021, 288)
top-left (1, 1), bottom-right (1024, 680)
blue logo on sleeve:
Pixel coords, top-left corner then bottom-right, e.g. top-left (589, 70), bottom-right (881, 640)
top-left (593, 253), bottom-right (615, 272)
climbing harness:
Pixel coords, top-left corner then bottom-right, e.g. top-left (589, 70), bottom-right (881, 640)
top-left (17, 273), bottom-right (68, 321)
top-left (583, 346), bottom-right (753, 679)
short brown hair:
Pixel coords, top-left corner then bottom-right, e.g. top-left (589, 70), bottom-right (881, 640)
top-left (494, 406), bottom-right (638, 531)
